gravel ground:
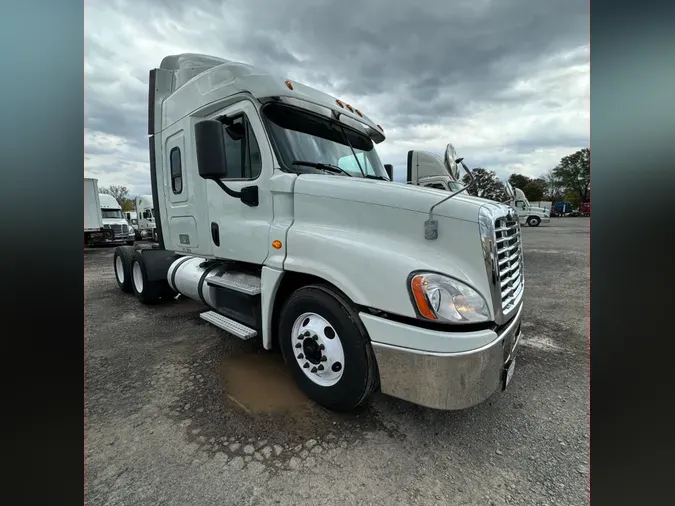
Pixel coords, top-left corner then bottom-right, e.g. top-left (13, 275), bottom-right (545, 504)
top-left (85, 218), bottom-right (589, 506)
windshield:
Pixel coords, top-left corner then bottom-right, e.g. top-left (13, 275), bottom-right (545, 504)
top-left (262, 103), bottom-right (387, 179)
top-left (448, 181), bottom-right (464, 192)
top-left (101, 209), bottom-right (123, 219)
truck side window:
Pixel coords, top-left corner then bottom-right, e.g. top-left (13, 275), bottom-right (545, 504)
top-left (426, 183), bottom-right (446, 190)
top-left (222, 116), bottom-right (262, 180)
top-left (170, 147), bottom-right (182, 194)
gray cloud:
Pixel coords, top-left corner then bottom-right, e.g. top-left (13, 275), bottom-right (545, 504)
top-left (85, 0), bottom-right (588, 190)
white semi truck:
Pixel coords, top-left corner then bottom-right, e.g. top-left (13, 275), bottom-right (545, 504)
top-left (84, 178), bottom-right (135, 246)
top-left (99, 193), bottom-right (135, 246)
top-left (112, 53), bottom-right (524, 412)
top-left (509, 187), bottom-right (550, 227)
top-left (134, 195), bottom-right (158, 241)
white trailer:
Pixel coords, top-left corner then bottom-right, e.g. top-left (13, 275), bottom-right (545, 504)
top-left (84, 178), bottom-right (104, 244)
top-left (111, 54), bottom-right (524, 412)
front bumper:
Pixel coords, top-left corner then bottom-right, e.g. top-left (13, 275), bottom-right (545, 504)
top-left (362, 303), bottom-right (523, 410)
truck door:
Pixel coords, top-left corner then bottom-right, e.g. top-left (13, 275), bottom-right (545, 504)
top-left (205, 100), bottom-right (274, 265)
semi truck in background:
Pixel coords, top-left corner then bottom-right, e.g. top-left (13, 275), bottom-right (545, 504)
top-left (111, 53), bottom-right (523, 413)
top-left (509, 187), bottom-right (550, 227)
top-left (134, 195), bottom-right (158, 241)
top-left (84, 178), bottom-right (135, 246)
top-left (99, 193), bottom-right (135, 246)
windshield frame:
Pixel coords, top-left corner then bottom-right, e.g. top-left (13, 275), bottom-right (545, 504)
top-left (259, 101), bottom-right (389, 180)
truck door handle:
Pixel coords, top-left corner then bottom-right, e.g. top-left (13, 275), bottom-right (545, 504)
top-left (211, 222), bottom-right (220, 246)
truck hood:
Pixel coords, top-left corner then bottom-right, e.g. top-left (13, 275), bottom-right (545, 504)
top-left (287, 174), bottom-right (515, 320)
top-left (293, 174), bottom-right (509, 223)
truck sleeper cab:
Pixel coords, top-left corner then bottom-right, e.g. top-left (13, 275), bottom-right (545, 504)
top-left (112, 54), bottom-right (524, 412)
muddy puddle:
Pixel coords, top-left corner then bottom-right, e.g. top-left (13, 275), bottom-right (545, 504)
top-left (218, 352), bottom-right (310, 414)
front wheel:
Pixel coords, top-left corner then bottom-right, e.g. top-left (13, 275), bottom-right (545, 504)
top-left (278, 284), bottom-right (379, 412)
top-left (527, 216), bottom-right (541, 227)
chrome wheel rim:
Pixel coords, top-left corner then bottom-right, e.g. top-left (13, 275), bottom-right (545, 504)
top-left (291, 312), bottom-right (345, 387)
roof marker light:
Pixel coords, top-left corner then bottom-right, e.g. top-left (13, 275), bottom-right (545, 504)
top-left (377, 124), bottom-right (384, 131)
top-left (355, 109), bottom-right (363, 117)
top-left (336, 99), bottom-right (344, 108)
top-left (285, 80), bottom-right (294, 90)
top-left (346, 104), bottom-right (354, 112)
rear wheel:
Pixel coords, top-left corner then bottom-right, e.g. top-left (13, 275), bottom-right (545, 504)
top-left (278, 284), bottom-right (379, 412)
top-left (527, 216), bottom-right (541, 227)
top-left (113, 246), bottom-right (135, 293)
top-left (131, 251), bottom-right (163, 304)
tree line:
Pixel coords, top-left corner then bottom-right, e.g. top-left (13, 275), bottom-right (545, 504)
top-left (461, 148), bottom-right (590, 208)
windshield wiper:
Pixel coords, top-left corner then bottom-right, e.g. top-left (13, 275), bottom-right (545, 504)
top-left (363, 174), bottom-right (386, 180)
top-left (291, 161), bottom-right (352, 177)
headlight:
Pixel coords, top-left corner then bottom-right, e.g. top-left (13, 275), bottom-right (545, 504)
top-left (409, 273), bottom-right (491, 323)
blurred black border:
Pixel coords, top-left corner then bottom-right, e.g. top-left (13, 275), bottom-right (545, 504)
top-left (591, 0), bottom-right (675, 504)
top-left (0, 1), bottom-right (84, 504)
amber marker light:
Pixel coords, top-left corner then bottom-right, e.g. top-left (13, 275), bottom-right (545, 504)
top-left (410, 275), bottom-right (437, 320)
top-left (272, 240), bottom-right (283, 249)
top-left (285, 80), bottom-right (294, 90)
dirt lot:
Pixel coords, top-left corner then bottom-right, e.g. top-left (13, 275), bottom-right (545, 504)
top-left (85, 218), bottom-right (589, 506)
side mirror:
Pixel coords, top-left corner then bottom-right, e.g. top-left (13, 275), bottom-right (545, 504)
top-left (195, 120), bottom-right (228, 179)
top-left (384, 164), bottom-right (394, 180)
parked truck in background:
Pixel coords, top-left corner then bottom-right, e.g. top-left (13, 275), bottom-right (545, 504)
top-left (509, 187), bottom-right (550, 227)
top-left (134, 195), bottom-right (158, 241)
top-left (111, 53), bottom-right (523, 412)
top-left (99, 193), bottom-right (135, 246)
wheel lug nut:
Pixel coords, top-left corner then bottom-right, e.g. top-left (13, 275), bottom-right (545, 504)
top-left (321, 356), bottom-right (327, 362)
top-left (295, 343), bottom-right (301, 348)
top-left (303, 331), bottom-right (311, 337)
top-left (319, 344), bottom-right (325, 350)
top-left (318, 364), bottom-right (324, 371)
top-left (298, 335), bottom-right (304, 340)
top-left (311, 367), bottom-right (317, 373)
top-left (297, 353), bottom-right (304, 359)
top-left (312, 335), bottom-right (318, 341)
top-left (303, 363), bottom-right (309, 369)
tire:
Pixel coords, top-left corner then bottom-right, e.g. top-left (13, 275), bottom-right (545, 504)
top-left (113, 246), bottom-right (136, 293)
top-left (278, 284), bottom-right (379, 412)
top-left (527, 216), bottom-right (541, 227)
top-left (131, 251), bottom-right (163, 304)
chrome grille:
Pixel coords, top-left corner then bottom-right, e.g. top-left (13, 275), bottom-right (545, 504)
top-left (495, 215), bottom-right (524, 313)
top-left (103, 224), bottom-right (129, 237)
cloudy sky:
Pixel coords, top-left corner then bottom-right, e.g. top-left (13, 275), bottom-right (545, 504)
top-left (85, 0), bottom-right (588, 193)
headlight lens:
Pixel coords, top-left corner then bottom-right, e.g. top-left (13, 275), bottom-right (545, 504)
top-left (409, 273), bottom-right (490, 323)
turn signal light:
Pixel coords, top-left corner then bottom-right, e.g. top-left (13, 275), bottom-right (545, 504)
top-left (272, 240), bottom-right (283, 249)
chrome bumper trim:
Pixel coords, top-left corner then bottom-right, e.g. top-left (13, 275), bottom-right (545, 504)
top-left (371, 303), bottom-right (523, 410)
